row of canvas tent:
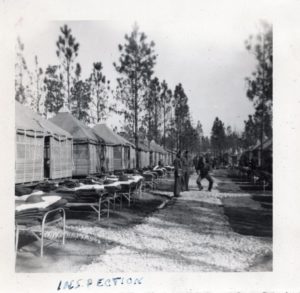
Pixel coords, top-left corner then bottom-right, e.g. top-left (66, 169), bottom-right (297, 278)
top-left (240, 137), bottom-right (272, 170)
top-left (15, 102), bottom-right (175, 184)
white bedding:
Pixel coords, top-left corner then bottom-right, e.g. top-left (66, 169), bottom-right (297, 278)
top-left (119, 180), bottom-right (135, 185)
top-left (106, 177), bottom-right (119, 182)
top-left (15, 195), bottom-right (61, 212)
top-left (132, 175), bottom-right (144, 182)
top-left (104, 182), bottom-right (121, 187)
top-left (15, 191), bottom-right (45, 201)
top-left (74, 184), bottom-right (105, 191)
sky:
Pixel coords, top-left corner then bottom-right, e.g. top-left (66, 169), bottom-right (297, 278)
top-left (16, 17), bottom-right (269, 136)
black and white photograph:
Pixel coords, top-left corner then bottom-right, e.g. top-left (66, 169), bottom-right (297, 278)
top-left (13, 17), bottom-right (273, 273)
top-left (1, 0), bottom-right (300, 292)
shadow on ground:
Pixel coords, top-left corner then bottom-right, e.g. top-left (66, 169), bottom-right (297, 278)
top-left (221, 197), bottom-right (272, 237)
top-left (213, 169), bottom-right (272, 238)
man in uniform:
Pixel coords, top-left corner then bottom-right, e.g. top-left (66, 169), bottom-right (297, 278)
top-left (196, 156), bottom-right (214, 192)
top-left (182, 150), bottom-right (191, 191)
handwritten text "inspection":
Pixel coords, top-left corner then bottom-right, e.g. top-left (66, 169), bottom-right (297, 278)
top-left (57, 277), bottom-right (143, 290)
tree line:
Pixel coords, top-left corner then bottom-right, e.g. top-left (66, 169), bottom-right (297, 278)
top-left (15, 22), bottom-right (272, 167)
top-left (15, 23), bottom-right (208, 167)
top-left (206, 21), bottom-right (273, 160)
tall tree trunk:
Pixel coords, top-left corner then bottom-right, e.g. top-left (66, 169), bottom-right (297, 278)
top-left (19, 65), bottom-right (24, 103)
top-left (134, 78), bottom-right (139, 169)
top-left (163, 106), bottom-right (166, 148)
top-left (148, 115), bottom-right (151, 144)
top-left (154, 100), bottom-right (157, 141)
top-left (36, 76), bottom-right (40, 113)
top-left (77, 98), bottom-right (80, 119)
top-left (260, 109), bottom-right (264, 168)
top-left (97, 91), bottom-right (100, 123)
top-left (67, 62), bottom-right (70, 109)
top-left (260, 33), bottom-right (266, 168)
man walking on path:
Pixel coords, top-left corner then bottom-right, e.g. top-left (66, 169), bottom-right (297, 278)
top-left (193, 154), bottom-right (199, 171)
top-left (182, 150), bottom-right (191, 191)
top-left (196, 156), bottom-right (214, 191)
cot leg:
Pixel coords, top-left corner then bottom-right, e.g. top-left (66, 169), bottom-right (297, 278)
top-left (15, 225), bottom-right (19, 252)
top-left (62, 209), bottom-right (66, 245)
top-left (120, 194), bottom-right (122, 209)
top-left (41, 224), bottom-right (44, 257)
top-left (98, 198), bottom-right (102, 222)
top-left (139, 184), bottom-right (142, 199)
top-left (107, 199), bottom-right (110, 218)
top-left (129, 187), bottom-right (132, 205)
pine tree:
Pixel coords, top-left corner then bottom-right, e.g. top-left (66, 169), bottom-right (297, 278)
top-left (149, 77), bottom-right (162, 143)
top-left (56, 24), bottom-right (80, 110)
top-left (70, 63), bottom-right (91, 122)
top-left (225, 126), bottom-right (241, 153)
top-left (201, 136), bottom-right (211, 153)
top-left (33, 55), bottom-right (44, 114)
top-left (44, 65), bottom-right (64, 115)
top-left (242, 115), bottom-right (258, 148)
top-left (15, 37), bottom-right (33, 106)
top-left (15, 37), bottom-right (26, 103)
top-left (113, 23), bottom-right (157, 169)
top-left (211, 117), bottom-right (226, 156)
top-left (245, 21), bottom-right (272, 165)
top-left (173, 83), bottom-right (189, 149)
top-left (142, 80), bottom-right (154, 146)
top-left (181, 119), bottom-right (201, 153)
top-left (88, 62), bottom-right (110, 124)
top-left (195, 121), bottom-right (204, 152)
top-left (160, 80), bottom-right (172, 148)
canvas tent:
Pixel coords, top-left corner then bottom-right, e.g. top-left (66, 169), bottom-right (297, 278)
top-left (240, 137), bottom-right (272, 169)
top-left (49, 112), bottom-right (102, 176)
top-left (93, 124), bottom-right (135, 171)
top-left (150, 140), bottom-right (168, 166)
top-left (136, 141), bottom-right (150, 169)
top-left (165, 148), bottom-right (175, 165)
top-left (15, 102), bottom-right (73, 183)
top-left (251, 137), bottom-right (272, 169)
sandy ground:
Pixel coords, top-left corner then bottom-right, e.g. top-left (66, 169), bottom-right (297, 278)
top-left (16, 170), bottom-right (272, 272)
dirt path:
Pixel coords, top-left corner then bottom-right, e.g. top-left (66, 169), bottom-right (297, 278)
top-left (16, 171), bottom-right (272, 272)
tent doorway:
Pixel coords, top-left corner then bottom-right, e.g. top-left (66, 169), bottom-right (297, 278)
top-left (124, 147), bottom-right (130, 169)
top-left (113, 146), bottom-right (122, 170)
top-left (44, 136), bottom-right (50, 178)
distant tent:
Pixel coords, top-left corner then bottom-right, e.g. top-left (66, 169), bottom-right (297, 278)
top-left (262, 138), bottom-right (272, 151)
top-left (242, 137), bottom-right (272, 168)
top-left (165, 148), bottom-right (176, 165)
top-left (93, 124), bottom-right (135, 171)
top-left (250, 137), bottom-right (272, 152)
top-left (15, 102), bottom-right (73, 183)
top-left (249, 140), bottom-right (261, 152)
top-left (150, 140), bottom-right (168, 166)
top-left (49, 112), bottom-right (102, 176)
top-left (252, 137), bottom-right (272, 169)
